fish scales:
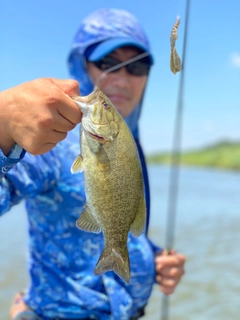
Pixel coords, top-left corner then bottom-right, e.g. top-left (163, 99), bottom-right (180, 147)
top-left (71, 88), bottom-right (146, 282)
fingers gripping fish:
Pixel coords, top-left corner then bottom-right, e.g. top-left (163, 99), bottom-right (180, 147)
top-left (71, 88), bottom-right (146, 283)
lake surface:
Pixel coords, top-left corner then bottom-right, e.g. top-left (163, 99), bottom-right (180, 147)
top-left (1, 165), bottom-right (240, 319)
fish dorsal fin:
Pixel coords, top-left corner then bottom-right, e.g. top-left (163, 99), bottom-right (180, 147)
top-left (76, 205), bottom-right (101, 233)
top-left (71, 154), bottom-right (84, 174)
top-left (130, 193), bottom-right (146, 237)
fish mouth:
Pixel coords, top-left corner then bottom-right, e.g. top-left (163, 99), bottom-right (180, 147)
top-left (87, 131), bottom-right (106, 142)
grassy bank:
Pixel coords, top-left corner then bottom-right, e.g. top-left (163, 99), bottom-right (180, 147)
top-left (147, 140), bottom-right (240, 171)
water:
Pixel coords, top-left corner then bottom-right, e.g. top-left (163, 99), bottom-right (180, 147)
top-left (1, 165), bottom-right (240, 319)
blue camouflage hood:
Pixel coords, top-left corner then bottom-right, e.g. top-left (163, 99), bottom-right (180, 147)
top-left (67, 8), bottom-right (153, 139)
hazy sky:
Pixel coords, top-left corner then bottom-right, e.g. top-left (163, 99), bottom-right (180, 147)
top-left (1, 0), bottom-right (239, 154)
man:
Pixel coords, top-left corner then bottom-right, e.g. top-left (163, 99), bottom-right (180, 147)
top-left (0, 8), bottom-right (185, 320)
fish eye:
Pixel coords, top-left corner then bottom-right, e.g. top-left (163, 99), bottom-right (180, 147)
top-left (102, 101), bottom-right (109, 109)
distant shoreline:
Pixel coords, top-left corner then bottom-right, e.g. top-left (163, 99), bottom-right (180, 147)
top-left (146, 140), bottom-right (240, 171)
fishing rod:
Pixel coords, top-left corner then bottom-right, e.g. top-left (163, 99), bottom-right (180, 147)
top-left (160, 0), bottom-right (191, 319)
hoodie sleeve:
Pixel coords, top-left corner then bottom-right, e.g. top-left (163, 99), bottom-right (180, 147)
top-left (0, 145), bottom-right (60, 216)
top-left (0, 144), bottom-right (26, 178)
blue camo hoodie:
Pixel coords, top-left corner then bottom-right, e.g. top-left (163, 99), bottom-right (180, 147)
top-left (0, 8), bottom-right (159, 320)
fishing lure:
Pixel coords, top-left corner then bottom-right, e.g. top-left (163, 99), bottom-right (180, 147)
top-left (170, 17), bottom-right (182, 74)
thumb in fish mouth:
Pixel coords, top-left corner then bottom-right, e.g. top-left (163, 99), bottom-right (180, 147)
top-left (73, 99), bottom-right (89, 112)
top-left (72, 90), bottom-right (95, 110)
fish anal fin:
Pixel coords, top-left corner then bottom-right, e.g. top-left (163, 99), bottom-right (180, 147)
top-left (130, 194), bottom-right (146, 237)
top-left (76, 205), bottom-right (101, 233)
top-left (71, 155), bottom-right (84, 174)
top-left (94, 246), bottom-right (130, 283)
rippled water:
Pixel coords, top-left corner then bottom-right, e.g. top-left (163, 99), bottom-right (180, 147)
top-left (1, 165), bottom-right (240, 319)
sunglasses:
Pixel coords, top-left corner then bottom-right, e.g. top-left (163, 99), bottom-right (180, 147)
top-left (92, 54), bottom-right (151, 76)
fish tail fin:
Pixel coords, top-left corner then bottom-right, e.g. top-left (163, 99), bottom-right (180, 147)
top-left (94, 246), bottom-right (130, 283)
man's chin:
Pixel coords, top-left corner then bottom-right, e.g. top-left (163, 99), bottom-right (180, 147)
top-left (115, 105), bottom-right (129, 118)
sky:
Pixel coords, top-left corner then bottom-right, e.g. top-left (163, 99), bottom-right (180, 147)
top-left (1, 0), bottom-right (239, 154)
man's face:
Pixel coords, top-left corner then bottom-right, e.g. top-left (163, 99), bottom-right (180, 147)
top-left (87, 47), bottom-right (148, 118)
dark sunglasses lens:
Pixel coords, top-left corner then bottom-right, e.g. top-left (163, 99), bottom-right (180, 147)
top-left (127, 61), bottom-right (150, 76)
top-left (94, 57), bottom-right (120, 72)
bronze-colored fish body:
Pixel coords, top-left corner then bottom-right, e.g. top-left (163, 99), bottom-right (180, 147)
top-left (71, 88), bottom-right (146, 283)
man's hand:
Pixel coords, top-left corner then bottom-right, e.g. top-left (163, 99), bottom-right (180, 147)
top-left (155, 249), bottom-right (186, 295)
top-left (0, 78), bottom-right (81, 155)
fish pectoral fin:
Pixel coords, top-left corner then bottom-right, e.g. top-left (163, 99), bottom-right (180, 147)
top-left (71, 155), bottom-right (84, 174)
top-left (94, 246), bottom-right (130, 283)
top-left (76, 205), bottom-right (101, 233)
top-left (130, 194), bottom-right (146, 237)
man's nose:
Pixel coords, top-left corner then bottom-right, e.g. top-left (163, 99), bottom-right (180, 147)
top-left (110, 67), bottom-right (130, 86)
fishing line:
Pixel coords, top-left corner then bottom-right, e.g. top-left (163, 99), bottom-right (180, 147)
top-left (160, 0), bottom-right (191, 319)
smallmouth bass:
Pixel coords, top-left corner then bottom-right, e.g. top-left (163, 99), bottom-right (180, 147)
top-left (71, 88), bottom-right (146, 283)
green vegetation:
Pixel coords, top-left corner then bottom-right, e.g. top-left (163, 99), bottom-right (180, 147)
top-left (147, 140), bottom-right (240, 171)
